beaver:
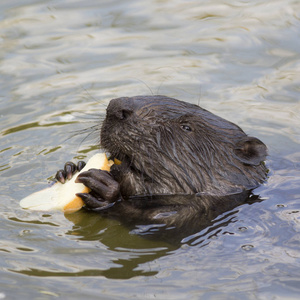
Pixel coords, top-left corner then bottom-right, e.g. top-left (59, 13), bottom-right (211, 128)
top-left (56, 95), bottom-right (268, 221)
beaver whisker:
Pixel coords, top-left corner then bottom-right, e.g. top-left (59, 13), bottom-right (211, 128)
top-left (100, 95), bottom-right (267, 197)
top-left (53, 95), bottom-right (269, 231)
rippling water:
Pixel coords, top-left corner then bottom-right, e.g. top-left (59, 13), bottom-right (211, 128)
top-left (0, 0), bottom-right (299, 299)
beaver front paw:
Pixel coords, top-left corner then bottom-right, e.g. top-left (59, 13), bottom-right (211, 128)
top-left (55, 161), bottom-right (86, 183)
top-left (75, 169), bottom-right (121, 210)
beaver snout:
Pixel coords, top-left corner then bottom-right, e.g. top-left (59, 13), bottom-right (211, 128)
top-left (105, 97), bottom-right (135, 121)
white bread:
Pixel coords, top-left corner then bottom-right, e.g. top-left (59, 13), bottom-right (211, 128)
top-left (20, 153), bottom-right (112, 214)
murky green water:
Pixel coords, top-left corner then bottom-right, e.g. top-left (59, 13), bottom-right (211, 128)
top-left (1, 0), bottom-right (299, 299)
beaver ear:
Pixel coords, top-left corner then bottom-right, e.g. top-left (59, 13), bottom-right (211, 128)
top-left (234, 137), bottom-right (267, 165)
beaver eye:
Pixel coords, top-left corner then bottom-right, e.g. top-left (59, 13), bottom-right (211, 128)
top-left (181, 124), bottom-right (192, 132)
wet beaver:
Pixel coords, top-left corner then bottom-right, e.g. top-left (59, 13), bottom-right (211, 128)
top-left (56, 95), bottom-right (267, 218)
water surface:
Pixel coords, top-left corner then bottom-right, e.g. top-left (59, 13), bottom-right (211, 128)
top-left (0, 0), bottom-right (299, 299)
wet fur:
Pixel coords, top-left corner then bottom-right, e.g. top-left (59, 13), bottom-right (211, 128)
top-left (58, 95), bottom-right (268, 235)
top-left (101, 95), bottom-right (268, 197)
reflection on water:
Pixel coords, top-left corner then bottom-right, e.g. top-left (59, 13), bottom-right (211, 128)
top-left (8, 192), bottom-right (262, 280)
top-left (0, 0), bottom-right (300, 298)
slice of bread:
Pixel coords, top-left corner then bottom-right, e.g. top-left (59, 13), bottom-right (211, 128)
top-left (20, 153), bottom-right (112, 214)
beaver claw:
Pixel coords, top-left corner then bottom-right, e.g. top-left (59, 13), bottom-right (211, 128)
top-left (76, 193), bottom-right (117, 211)
top-left (75, 169), bottom-right (121, 210)
top-left (55, 161), bottom-right (86, 184)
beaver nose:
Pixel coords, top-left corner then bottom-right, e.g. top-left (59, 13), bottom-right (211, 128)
top-left (106, 97), bottom-right (134, 120)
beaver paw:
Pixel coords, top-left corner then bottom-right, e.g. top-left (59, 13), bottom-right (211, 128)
top-left (55, 161), bottom-right (86, 183)
top-left (75, 169), bottom-right (121, 210)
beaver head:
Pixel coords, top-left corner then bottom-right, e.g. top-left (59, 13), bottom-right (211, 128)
top-left (100, 95), bottom-right (267, 197)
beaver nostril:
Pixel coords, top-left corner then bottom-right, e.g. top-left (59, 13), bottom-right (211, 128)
top-left (120, 109), bottom-right (132, 120)
top-left (106, 97), bottom-right (135, 121)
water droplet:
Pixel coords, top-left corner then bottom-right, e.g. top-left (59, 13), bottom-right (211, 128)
top-left (277, 204), bottom-right (285, 208)
top-left (19, 229), bottom-right (31, 236)
top-left (181, 244), bottom-right (189, 250)
top-left (238, 227), bottom-right (247, 232)
top-left (241, 244), bottom-right (254, 251)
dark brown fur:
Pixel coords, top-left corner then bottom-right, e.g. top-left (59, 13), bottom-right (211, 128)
top-left (57, 95), bottom-right (267, 235)
top-left (100, 95), bottom-right (267, 197)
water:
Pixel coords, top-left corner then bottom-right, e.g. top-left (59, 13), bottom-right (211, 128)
top-left (0, 0), bottom-right (299, 299)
